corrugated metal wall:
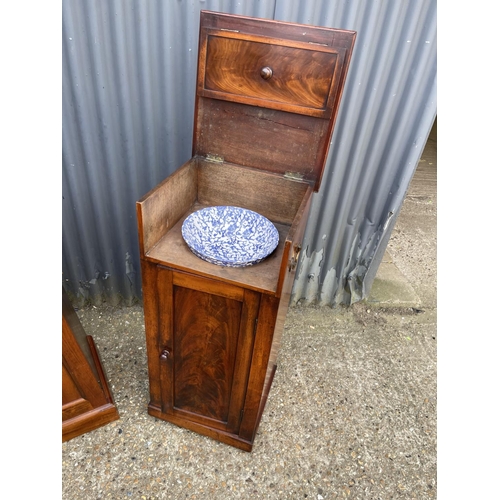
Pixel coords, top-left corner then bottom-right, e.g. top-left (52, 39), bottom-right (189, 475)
top-left (62, 0), bottom-right (436, 307)
top-left (276, 0), bottom-right (437, 306)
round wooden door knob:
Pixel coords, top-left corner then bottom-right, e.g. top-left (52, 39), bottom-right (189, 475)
top-left (260, 67), bottom-right (273, 80)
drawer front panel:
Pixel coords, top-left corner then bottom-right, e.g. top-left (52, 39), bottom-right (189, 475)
top-left (199, 31), bottom-right (341, 117)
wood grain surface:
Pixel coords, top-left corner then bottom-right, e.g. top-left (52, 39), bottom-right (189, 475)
top-left (204, 34), bottom-right (337, 111)
top-left (173, 286), bottom-right (242, 422)
top-left (137, 160), bottom-right (197, 256)
top-left (194, 98), bottom-right (329, 185)
top-left (62, 290), bottom-right (119, 441)
top-left (197, 159), bottom-right (309, 225)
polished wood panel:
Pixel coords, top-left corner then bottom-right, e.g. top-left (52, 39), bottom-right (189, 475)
top-left (154, 268), bottom-right (260, 439)
top-left (140, 259), bottom-right (163, 409)
top-left (239, 293), bottom-right (279, 443)
top-left (147, 404), bottom-right (253, 452)
top-left (156, 265), bottom-right (174, 414)
top-left (226, 288), bottom-right (261, 433)
top-left (62, 289), bottom-right (119, 441)
top-left (173, 269), bottom-right (245, 301)
top-left (203, 33), bottom-right (338, 112)
top-left (200, 10), bottom-right (356, 48)
top-left (173, 285), bottom-right (242, 421)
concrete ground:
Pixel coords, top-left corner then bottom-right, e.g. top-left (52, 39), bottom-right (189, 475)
top-left (62, 127), bottom-right (437, 499)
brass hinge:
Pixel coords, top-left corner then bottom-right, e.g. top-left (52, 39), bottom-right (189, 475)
top-left (205, 153), bottom-right (224, 163)
top-left (284, 171), bottom-right (305, 181)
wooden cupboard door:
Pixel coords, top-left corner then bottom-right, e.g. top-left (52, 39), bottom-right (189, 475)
top-left (156, 267), bottom-right (260, 434)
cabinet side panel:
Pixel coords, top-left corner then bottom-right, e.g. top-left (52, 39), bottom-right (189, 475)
top-left (141, 261), bottom-right (163, 408)
top-left (137, 160), bottom-right (198, 256)
top-left (62, 289), bottom-right (99, 379)
top-left (239, 294), bottom-right (279, 442)
top-left (173, 286), bottom-right (243, 423)
top-left (62, 293), bottom-right (120, 441)
top-left (226, 289), bottom-right (261, 433)
top-left (62, 316), bottom-right (108, 408)
top-left (156, 266), bottom-right (175, 414)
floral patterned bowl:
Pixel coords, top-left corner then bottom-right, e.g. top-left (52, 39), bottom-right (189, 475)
top-left (181, 206), bottom-right (279, 267)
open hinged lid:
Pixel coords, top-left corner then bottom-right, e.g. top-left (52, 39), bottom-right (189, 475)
top-left (192, 11), bottom-right (356, 192)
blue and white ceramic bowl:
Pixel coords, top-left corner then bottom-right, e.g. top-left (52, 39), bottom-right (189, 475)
top-left (181, 206), bottom-right (279, 267)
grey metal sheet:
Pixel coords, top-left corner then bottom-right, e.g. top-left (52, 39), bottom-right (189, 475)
top-left (274, 0), bottom-right (437, 305)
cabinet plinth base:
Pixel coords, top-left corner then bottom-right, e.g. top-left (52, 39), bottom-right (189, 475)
top-left (147, 362), bottom-right (278, 452)
top-left (147, 404), bottom-right (254, 452)
top-left (62, 332), bottom-right (120, 442)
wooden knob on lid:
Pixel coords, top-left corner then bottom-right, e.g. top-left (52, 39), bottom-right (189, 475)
top-left (260, 67), bottom-right (273, 80)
